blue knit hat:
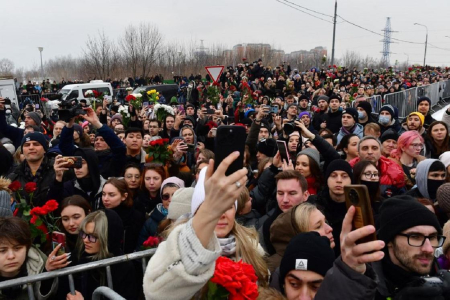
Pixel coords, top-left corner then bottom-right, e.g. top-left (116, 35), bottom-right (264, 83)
top-left (21, 133), bottom-right (48, 152)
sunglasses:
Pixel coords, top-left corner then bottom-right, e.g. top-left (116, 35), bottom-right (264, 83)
top-left (79, 231), bottom-right (98, 243)
top-left (161, 193), bottom-right (173, 201)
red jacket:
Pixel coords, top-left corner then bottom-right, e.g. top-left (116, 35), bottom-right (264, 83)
top-left (349, 156), bottom-right (406, 197)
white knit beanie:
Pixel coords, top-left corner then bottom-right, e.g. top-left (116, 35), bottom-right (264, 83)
top-left (167, 188), bottom-right (194, 221)
top-left (191, 167), bottom-right (237, 215)
top-left (440, 151), bottom-right (450, 168)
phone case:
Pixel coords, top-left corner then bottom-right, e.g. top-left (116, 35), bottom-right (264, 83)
top-left (52, 231), bottom-right (66, 256)
top-left (214, 126), bottom-right (246, 176)
top-left (62, 156), bottom-right (82, 169)
top-left (277, 141), bottom-right (289, 163)
top-left (344, 185), bottom-right (377, 244)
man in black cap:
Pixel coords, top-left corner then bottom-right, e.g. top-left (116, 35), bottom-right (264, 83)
top-left (316, 196), bottom-right (450, 299)
top-left (312, 95), bottom-right (329, 131)
top-left (298, 95), bottom-right (309, 112)
top-left (277, 232), bottom-right (335, 299)
top-left (320, 94), bottom-right (343, 134)
top-left (356, 101), bottom-right (376, 127)
top-left (336, 107), bottom-right (364, 144)
top-left (8, 132), bottom-right (55, 206)
top-left (311, 159), bottom-right (353, 256)
top-left (256, 138), bottom-right (277, 163)
top-left (380, 128), bottom-right (399, 158)
top-left (417, 96), bottom-right (437, 129)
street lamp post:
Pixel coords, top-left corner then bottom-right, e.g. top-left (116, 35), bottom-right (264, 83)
top-left (177, 51), bottom-right (181, 76)
top-left (413, 23), bottom-right (428, 66)
top-left (38, 47), bottom-right (44, 81)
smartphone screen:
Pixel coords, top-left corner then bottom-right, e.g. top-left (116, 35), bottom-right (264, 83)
top-left (276, 140), bottom-right (289, 163)
top-left (206, 108), bottom-right (215, 115)
top-left (35, 104), bottom-right (40, 109)
top-left (52, 231), bottom-right (66, 255)
top-left (143, 102), bottom-right (149, 107)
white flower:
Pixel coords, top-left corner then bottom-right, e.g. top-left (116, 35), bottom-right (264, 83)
top-left (126, 87), bottom-right (133, 91)
top-left (85, 90), bottom-right (94, 96)
top-left (131, 93), bottom-right (142, 99)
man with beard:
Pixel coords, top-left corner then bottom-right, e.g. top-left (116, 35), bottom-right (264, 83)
top-left (399, 112), bottom-right (426, 137)
top-left (315, 196), bottom-right (448, 300)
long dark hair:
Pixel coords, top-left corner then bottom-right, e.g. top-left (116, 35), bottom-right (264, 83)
top-left (427, 121), bottom-right (450, 157)
top-left (337, 133), bottom-right (358, 159)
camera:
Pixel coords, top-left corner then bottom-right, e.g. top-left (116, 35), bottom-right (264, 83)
top-left (284, 118), bottom-right (300, 135)
top-left (58, 99), bottom-right (86, 122)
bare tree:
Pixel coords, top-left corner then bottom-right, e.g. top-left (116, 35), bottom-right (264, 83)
top-left (83, 31), bottom-right (119, 80)
top-left (120, 23), bottom-right (163, 79)
top-left (0, 58), bottom-right (15, 77)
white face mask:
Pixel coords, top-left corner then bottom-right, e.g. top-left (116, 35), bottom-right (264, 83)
top-left (379, 115), bottom-right (391, 125)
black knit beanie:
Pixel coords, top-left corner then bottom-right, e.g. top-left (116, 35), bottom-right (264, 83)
top-left (377, 195), bottom-right (442, 244)
top-left (279, 232), bottom-right (334, 292)
top-left (357, 101), bottom-right (372, 117)
top-left (380, 129), bottom-right (399, 143)
top-left (325, 159), bottom-right (354, 182)
top-left (257, 138), bottom-right (277, 158)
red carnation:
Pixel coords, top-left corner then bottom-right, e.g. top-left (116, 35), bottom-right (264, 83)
top-left (143, 236), bottom-right (161, 248)
top-left (44, 200), bottom-right (59, 212)
top-left (353, 93), bottom-right (358, 97)
top-left (24, 182), bottom-right (37, 194)
top-left (328, 65), bottom-right (331, 68)
top-left (333, 65), bottom-right (337, 68)
top-left (30, 215), bottom-right (39, 224)
top-left (8, 181), bottom-right (21, 192)
top-left (210, 257), bottom-right (258, 299)
top-left (93, 90), bottom-right (100, 98)
top-left (125, 95), bottom-right (136, 102)
top-left (30, 206), bottom-right (49, 216)
top-left (150, 141), bottom-right (156, 147)
top-left (163, 138), bottom-right (169, 143)
top-left (408, 67), bottom-right (413, 71)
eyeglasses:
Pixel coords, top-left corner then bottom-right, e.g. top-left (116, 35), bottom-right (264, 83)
top-left (410, 143), bottom-right (424, 149)
top-left (162, 193), bottom-right (172, 201)
top-left (362, 172), bottom-right (379, 180)
top-left (79, 231), bottom-right (98, 243)
top-left (397, 233), bottom-right (446, 248)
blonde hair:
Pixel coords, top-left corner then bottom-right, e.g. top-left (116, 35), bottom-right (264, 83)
top-left (76, 211), bottom-right (110, 261)
top-left (0, 177), bottom-right (11, 193)
top-left (164, 218), bottom-right (269, 286)
top-left (237, 187), bottom-right (250, 213)
top-left (294, 202), bottom-right (319, 232)
top-left (232, 222), bottom-right (269, 287)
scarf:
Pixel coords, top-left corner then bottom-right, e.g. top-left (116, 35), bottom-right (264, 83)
top-left (156, 203), bottom-right (168, 216)
top-left (341, 124), bottom-right (356, 136)
top-left (218, 235), bottom-right (236, 257)
top-left (23, 160), bottom-right (45, 183)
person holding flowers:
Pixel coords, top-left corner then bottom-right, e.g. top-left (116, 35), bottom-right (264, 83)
top-left (144, 152), bottom-right (268, 299)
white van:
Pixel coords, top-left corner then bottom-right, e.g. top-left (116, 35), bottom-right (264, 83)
top-left (0, 79), bottom-right (19, 108)
top-left (59, 80), bottom-right (113, 102)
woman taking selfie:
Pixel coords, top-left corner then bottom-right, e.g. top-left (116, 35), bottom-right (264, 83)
top-left (144, 153), bottom-right (268, 299)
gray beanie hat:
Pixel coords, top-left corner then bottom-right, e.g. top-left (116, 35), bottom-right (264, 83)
top-left (297, 148), bottom-right (320, 167)
top-left (0, 191), bottom-right (12, 217)
top-left (26, 112), bottom-right (42, 126)
top-left (167, 188), bottom-right (194, 221)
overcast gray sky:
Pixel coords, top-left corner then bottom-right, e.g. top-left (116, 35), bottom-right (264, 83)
top-left (1, 0), bottom-right (449, 70)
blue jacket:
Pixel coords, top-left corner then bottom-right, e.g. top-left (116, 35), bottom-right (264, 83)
top-left (136, 204), bottom-right (166, 250)
top-left (336, 123), bottom-right (364, 144)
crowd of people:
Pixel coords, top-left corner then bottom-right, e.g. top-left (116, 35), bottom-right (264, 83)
top-left (0, 62), bottom-right (449, 299)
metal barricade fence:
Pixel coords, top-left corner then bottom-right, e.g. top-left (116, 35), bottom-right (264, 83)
top-left (0, 248), bottom-right (156, 300)
top-left (440, 80), bottom-right (450, 100)
top-left (383, 90), bottom-right (407, 118)
top-left (18, 94), bottom-right (40, 106)
top-left (367, 95), bottom-right (383, 114)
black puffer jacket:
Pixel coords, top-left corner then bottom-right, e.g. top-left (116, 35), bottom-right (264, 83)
top-left (8, 156), bottom-right (55, 207)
